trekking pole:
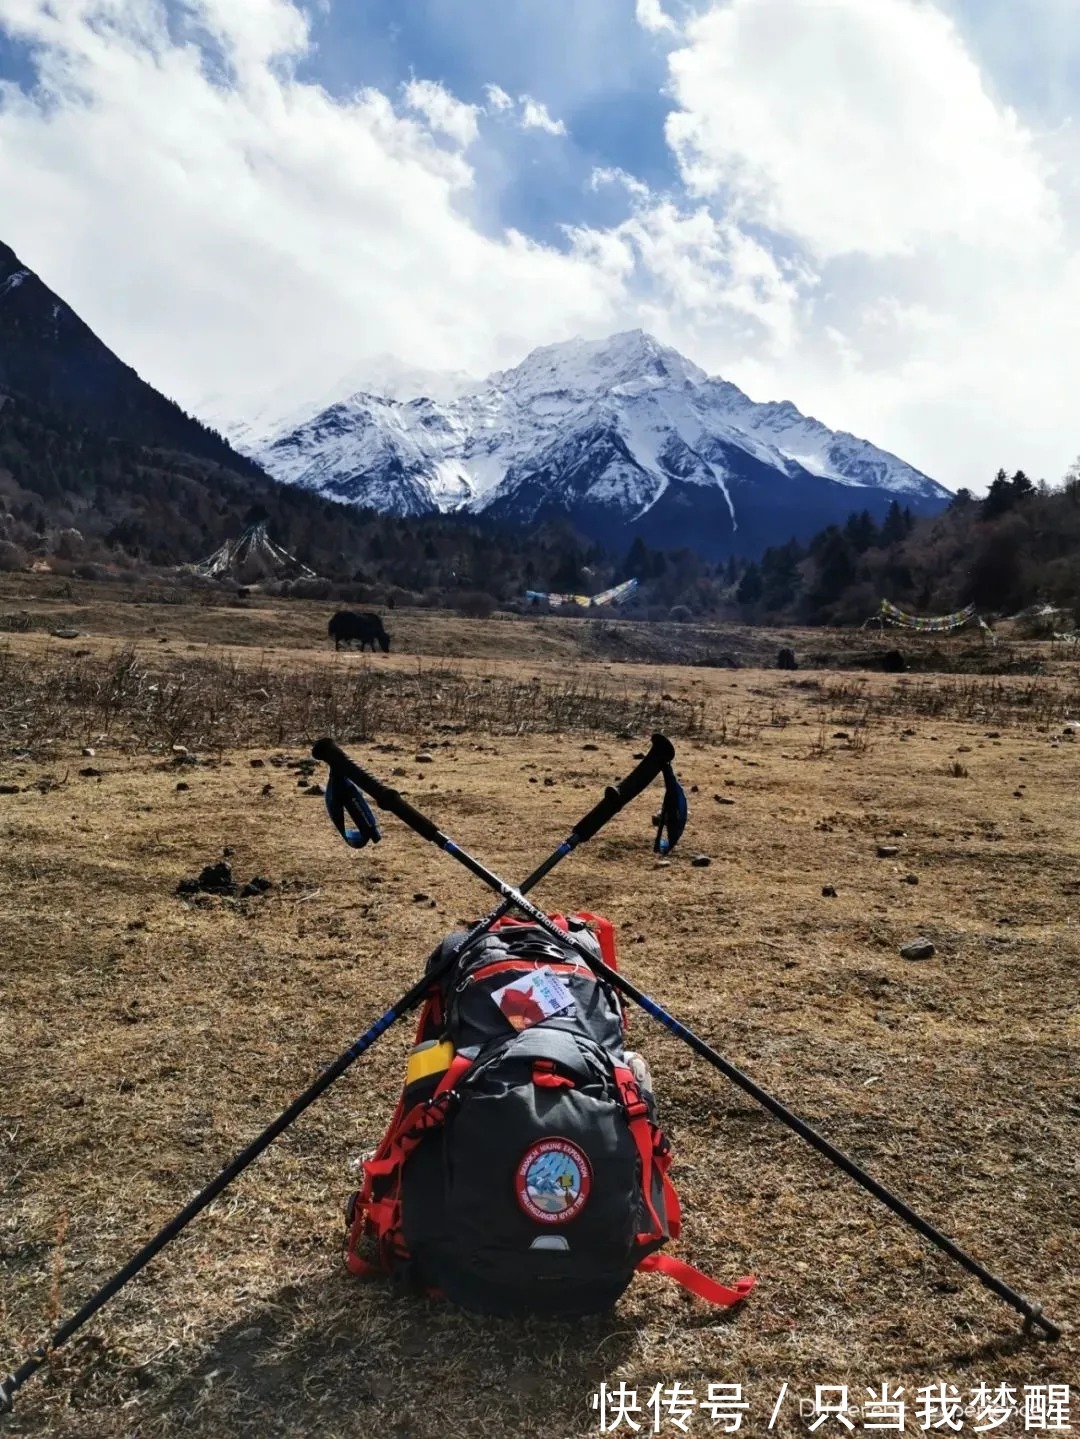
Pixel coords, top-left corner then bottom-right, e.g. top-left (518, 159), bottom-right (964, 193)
top-left (0, 737), bottom-right (676, 1415)
top-left (326, 761), bottom-right (1063, 1344)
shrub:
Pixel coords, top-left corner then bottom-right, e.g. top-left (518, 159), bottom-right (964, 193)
top-left (0, 540), bottom-right (28, 572)
top-left (457, 591), bottom-right (497, 619)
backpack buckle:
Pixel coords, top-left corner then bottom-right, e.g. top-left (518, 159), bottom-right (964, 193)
top-left (617, 1074), bottom-right (649, 1120)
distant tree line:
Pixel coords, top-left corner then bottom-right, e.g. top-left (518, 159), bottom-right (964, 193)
top-left (726, 468), bottom-right (1080, 627)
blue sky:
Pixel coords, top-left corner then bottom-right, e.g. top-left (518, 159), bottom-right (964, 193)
top-left (2, 0), bottom-right (1079, 492)
top-left (287, 0), bottom-right (684, 245)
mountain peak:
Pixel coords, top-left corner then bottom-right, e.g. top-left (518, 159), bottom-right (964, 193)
top-left (245, 325), bottom-right (951, 560)
top-left (491, 328), bottom-right (707, 401)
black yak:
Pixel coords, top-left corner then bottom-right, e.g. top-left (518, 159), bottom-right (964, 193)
top-left (328, 611), bottom-right (391, 653)
top-left (776, 647), bottom-right (798, 670)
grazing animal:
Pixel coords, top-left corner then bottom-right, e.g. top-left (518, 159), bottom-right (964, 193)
top-left (776, 647), bottom-right (798, 671)
top-left (328, 611), bottom-right (391, 653)
top-left (881, 648), bottom-right (907, 673)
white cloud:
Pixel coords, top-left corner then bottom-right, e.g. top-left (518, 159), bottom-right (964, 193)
top-left (519, 95), bottom-right (567, 136)
top-left (653, 0), bottom-right (1080, 489)
top-left (2, 0), bottom-right (1079, 494)
top-left (590, 166), bottom-right (651, 202)
top-left (483, 84), bottom-right (568, 137)
top-left (568, 183), bottom-right (809, 360)
top-left (403, 77), bottom-right (480, 148)
top-left (665, 0), bottom-right (1060, 260)
top-left (635, 0), bottom-right (679, 37)
top-left (483, 82), bottom-right (513, 112)
top-left (0, 1), bottom-right (616, 427)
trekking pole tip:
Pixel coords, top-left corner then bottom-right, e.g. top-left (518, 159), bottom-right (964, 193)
top-left (1022, 1302), bottom-right (1062, 1342)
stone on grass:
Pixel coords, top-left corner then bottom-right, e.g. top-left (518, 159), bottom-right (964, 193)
top-left (900, 938), bottom-right (935, 961)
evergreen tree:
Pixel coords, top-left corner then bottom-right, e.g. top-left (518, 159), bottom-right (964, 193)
top-left (736, 561), bottom-right (763, 605)
top-left (981, 469), bottom-right (1015, 520)
top-left (623, 535), bottom-right (649, 581)
top-left (844, 510), bottom-right (879, 553)
top-left (1010, 469), bottom-right (1036, 502)
top-left (880, 500), bottom-right (907, 547)
top-left (760, 539), bottom-right (803, 610)
top-left (806, 531), bottom-right (857, 618)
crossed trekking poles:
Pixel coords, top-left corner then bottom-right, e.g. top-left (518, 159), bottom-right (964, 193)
top-left (0, 736), bottom-right (1060, 1415)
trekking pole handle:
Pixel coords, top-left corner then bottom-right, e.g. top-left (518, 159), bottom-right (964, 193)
top-left (570, 732), bottom-right (675, 843)
top-left (312, 738), bottom-right (445, 845)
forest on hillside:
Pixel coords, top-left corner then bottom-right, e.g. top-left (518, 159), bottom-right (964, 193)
top-left (1, 384), bottom-right (1078, 628)
top-left (725, 468), bottom-right (1080, 628)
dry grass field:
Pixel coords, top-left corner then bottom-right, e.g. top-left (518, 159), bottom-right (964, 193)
top-left (1, 583), bottom-right (1077, 1438)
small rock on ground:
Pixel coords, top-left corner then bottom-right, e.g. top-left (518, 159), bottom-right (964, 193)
top-left (900, 938), bottom-right (935, 961)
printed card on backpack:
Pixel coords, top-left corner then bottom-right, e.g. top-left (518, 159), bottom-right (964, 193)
top-left (491, 967), bottom-right (576, 1031)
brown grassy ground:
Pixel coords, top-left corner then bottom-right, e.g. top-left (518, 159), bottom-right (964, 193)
top-left (0, 608), bottom-right (1077, 1438)
top-left (0, 569), bottom-right (1060, 673)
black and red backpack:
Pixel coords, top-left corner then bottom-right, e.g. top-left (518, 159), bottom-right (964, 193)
top-left (344, 912), bottom-right (755, 1318)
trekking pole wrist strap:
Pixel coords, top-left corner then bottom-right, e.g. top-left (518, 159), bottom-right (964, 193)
top-left (312, 738), bottom-right (445, 845)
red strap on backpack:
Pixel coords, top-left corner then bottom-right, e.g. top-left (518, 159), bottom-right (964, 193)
top-left (532, 1059), bottom-right (574, 1089)
top-left (637, 1253), bottom-right (756, 1308)
top-left (612, 1065), bottom-right (754, 1309)
top-left (345, 1053), bottom-right (473, 1278)
top-left (613, 1065), bottom-right (668, 1245)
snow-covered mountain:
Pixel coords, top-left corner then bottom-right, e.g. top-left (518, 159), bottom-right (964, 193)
top-left (195, 354), bottom-right (475, 456)
top-left (229, 331), bottom-right (951, 560)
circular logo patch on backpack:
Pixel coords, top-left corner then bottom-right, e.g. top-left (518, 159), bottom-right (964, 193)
top-left (515, 1138), bottom-right (592, 1224)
